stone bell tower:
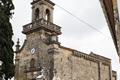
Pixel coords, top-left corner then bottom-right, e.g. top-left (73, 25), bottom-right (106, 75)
top-left (15, 0), bottom-right (61, 80)
top-left (31, 0), bottom-right (54, 22)
top-left (22, 0), bottom-right (61, 40)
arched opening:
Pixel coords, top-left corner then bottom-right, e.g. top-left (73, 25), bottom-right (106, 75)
top-left (30, 58), bottom-right (35, 68)
top-left (45, 9), bottom-right (50, 21)
top-left (35, 8), bottom-right (39, 20)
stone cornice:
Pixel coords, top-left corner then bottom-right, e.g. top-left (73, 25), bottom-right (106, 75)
top-left (73, 50), bottom-right (111, 65)
top-left (89, 52), bottom-right (111, 63)
top-left (60, 46), bottom-right (111, 65)
top-left (22, 18), bottom-right (61, 35)
top-left (31, 0), bottom-right (55, 6)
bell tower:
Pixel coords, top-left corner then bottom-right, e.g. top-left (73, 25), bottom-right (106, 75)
top-left (31, 0), bottom-right (55, 22)
top-left (15, 0), bottom-right (61, 80)
top-left (22, 0), bottom-right (61, 43)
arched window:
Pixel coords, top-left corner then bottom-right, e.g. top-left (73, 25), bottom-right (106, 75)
top-left (35, 8), bottom-right (39, 20)
top-left (45, 9), bottom-right (50, 21)
top-left (30, 58), bottom-right (35, 68)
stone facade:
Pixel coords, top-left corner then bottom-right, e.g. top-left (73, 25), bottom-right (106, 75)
top-left (100, 0), bottom-right (120, 61)
top-left (112, 71), bottom-right (117, 80)
top-left (15, 0), bottom-right (117, 80)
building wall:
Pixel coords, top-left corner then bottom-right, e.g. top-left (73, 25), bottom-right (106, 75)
top-left (114, 0), bottom-right (120, 57)
top-left (53, 48), bottom-right (112, 80)
top-left (100, 0), bottom-right (120, 59)
top-left (101, 64), bottom-right (111, 80)
top-left (71, 55), bottom-right (99, 80)
top-left (112, 71), bottom-right (117, 80)
top-left (15, 31), bottom-right (53, 80)
top-left (15, 39), bottom-right (116, 80)
top-left (112, 77), bottom-right (116, 80)
top-left (116, 23), bottom-right (120, 56)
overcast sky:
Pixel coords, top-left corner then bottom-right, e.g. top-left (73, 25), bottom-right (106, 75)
top-left (11, 0), bottom-right (120, 79)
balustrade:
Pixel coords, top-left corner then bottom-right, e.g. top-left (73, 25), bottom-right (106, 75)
top-left (22, 19), bottom-right (61, 34)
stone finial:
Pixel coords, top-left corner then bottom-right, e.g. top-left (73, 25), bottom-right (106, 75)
top-left (15, 38), bottom-right (20, 52)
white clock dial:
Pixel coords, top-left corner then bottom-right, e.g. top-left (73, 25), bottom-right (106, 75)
top-left (31, 48), bottom-right (35, 54)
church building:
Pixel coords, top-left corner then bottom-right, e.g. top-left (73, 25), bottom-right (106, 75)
top-left (15, 0), bottom-right (117, 80)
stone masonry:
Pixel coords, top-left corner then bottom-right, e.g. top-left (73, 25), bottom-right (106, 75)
top-left (15, 0), bottom-right (117, 80)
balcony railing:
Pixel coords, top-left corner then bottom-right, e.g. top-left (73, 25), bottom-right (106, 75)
top-left (22, 18), bottom-right (61, 34)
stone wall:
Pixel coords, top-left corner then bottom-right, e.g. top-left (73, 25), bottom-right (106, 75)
top-left (53, 47), bottom-right (112, 80)
top-left (15, 0), bottom-right (117, 80)
top-left (15, 42), bottom-right (116, 80)
top-left (15, 31), bottom-right (52, 80)
top-left (112, 71), bottom-right (117, 80)
top-left (71, 56), bottom-right (99, 80)
top-left (15, 31), bottom-right (115, 80)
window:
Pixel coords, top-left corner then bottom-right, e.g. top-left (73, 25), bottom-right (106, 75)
top-left (35, 8), bottom-right (39, 20)
top-left (45, 9), bottom-right (50, 21)
top-left (30, 58), bottom-right (35, 68)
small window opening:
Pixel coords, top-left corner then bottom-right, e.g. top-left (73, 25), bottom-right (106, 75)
top-left (30, 58), bottom-right (35, 68)
top-left (45, 9), bottom-right (50, 21)
top-left (35, 8), bottom-right (39, 20)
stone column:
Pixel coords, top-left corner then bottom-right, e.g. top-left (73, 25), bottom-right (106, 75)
top-left (48, 43), bottom-right (60, 80)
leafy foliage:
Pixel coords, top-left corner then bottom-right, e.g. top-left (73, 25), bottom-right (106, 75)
top-left (0, 0), bottom-right (14, 80)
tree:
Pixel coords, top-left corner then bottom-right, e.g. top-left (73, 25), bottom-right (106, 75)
top-left (0, 0), bottom-right (14, 80)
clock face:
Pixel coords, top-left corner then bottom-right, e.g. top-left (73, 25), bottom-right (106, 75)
top-left (31, 48), bottom-right (35, 54)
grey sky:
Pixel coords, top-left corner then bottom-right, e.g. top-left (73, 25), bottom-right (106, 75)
top-left (11, 0), bottom-right (120, 79)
